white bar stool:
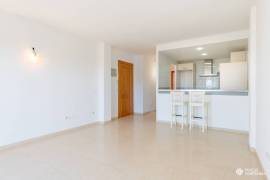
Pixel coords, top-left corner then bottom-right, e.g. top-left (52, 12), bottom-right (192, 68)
top-left (171, 91), bottom-right (188, 129)
top-left (189, 91), bottom-right (208, 132)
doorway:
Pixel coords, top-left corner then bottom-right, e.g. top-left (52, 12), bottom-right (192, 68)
top-left (118, 60), bottom-right (133, 118)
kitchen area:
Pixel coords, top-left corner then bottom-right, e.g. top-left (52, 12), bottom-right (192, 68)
top-left (157, 38), bottom-right (249, 132)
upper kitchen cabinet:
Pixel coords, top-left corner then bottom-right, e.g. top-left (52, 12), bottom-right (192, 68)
top-left (230, 51), bottom-right (247, 62)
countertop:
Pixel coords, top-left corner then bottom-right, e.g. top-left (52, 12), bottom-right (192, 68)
top-left (158, 89), bottom-right (248, 96)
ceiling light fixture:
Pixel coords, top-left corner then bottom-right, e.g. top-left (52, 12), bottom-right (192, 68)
top-left (196, 47), bottom-right (204, 51)
top-left (201, 53), bottom-right (208, 56)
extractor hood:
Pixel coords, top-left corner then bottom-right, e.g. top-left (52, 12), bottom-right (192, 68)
top-left (199, 59), bottom-right (219, 77)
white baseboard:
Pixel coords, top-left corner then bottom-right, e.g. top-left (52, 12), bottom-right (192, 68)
top-left (156, 120), bottom-right (248, 134)
top-left (208, 127), bottom-right (248, 134)
top-left (250, 149), bottom-right (269, 180)
top-left (0, 121), bottom-right (98, 152)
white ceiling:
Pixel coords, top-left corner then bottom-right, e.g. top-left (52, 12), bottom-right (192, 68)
top-left (162, 39), bottom-right (248, 61)
top-left (0, 0), bottom-right (253, 53)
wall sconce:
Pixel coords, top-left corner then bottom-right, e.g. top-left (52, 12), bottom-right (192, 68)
top-left (31, 47), bottom-right (39, 63)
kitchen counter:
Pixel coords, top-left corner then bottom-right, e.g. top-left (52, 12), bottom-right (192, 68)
top-left (156, 89), bottom-right (249, 131)
top-left (158, 89), bottom-right (248, 96)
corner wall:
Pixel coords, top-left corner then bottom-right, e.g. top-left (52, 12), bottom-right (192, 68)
top-left (143, 54), bottom-right (156, 113)
top-left (249, 7), bottom-right (257, 150)
top-left (97, 42), bottom-right (112, 122)
top-left (256, 0), bottom-right (270, 177)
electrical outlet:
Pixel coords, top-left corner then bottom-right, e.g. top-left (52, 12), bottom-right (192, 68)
top-left (65, 116), bottom-right (70, 120)
top-left (90, 112), bottom-right (95, 119)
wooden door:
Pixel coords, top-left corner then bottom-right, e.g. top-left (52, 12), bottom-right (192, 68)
top-left (118, 60), bottom-right (133, 118)
top-left (170, 71), bottom-right (175, 90)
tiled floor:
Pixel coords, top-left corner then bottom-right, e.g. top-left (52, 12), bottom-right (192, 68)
top-left (0, 112), bottom-right (266, 180)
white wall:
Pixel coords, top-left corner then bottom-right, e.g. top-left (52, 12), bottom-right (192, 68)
top-left (111, 48), bottom-right (156, 118)
top-left (256, 0), bottom-right (270, 177)
top-left (143, 55), bottom-right (156, 113)
top-left (157, 30), bottom-right (249, 51)
top-left (0, 11), bottom-right (101, 147)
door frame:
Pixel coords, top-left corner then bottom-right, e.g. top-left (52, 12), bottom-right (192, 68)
top-left (118, 60), bottom-right (134, 118)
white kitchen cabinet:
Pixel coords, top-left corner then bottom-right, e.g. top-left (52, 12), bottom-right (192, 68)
top-left (220, 62), bottom-right (248, 90)
top-left (177, 63), bottom-right (194, 71)
top-left (230, 51), bottom-right (247, 62)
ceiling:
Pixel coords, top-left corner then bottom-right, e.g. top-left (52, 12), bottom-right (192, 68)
top-left (0, 0), bottom-right (253, 53)
top-left (162, 39), bottom-right (248, 61)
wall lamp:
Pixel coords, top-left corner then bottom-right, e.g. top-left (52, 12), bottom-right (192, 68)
top-left (31, 47), bottom-right (39, 63)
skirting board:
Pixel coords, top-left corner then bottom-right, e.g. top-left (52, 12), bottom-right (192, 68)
top-left (208, 127), bottom-right (248, 135)
top-left (134, 111), bottom-right (156, 116)
top-left (113, 111), bottom-right (156, 120)
top-left (156, 120), bottom-right (248, 134)
top-left (250, 148), bottom-right (269, 180)
top-left (0, 121), bottom-right (98, 152)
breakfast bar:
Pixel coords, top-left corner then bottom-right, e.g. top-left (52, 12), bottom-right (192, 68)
top-left (157, 89), bottom-right (249, 132)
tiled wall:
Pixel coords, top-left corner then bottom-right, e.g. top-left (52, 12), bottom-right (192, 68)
top-left (194, 58), bottom-right (230, 89)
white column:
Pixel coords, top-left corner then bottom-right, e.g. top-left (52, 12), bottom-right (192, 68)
top-left (97, 42), bottom-right (111, 122)
top-left (248, 6), bottom-right (257, 149)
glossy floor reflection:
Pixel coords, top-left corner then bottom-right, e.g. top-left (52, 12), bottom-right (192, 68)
top-left (0, 112), bottom-right (266, 180)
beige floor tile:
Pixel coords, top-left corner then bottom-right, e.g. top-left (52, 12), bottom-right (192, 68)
top-left (0, 112), bottom-right (266, 180)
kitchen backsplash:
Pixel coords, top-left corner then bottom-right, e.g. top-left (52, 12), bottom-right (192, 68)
top-left (178, 58), bottom-right (230, 89)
